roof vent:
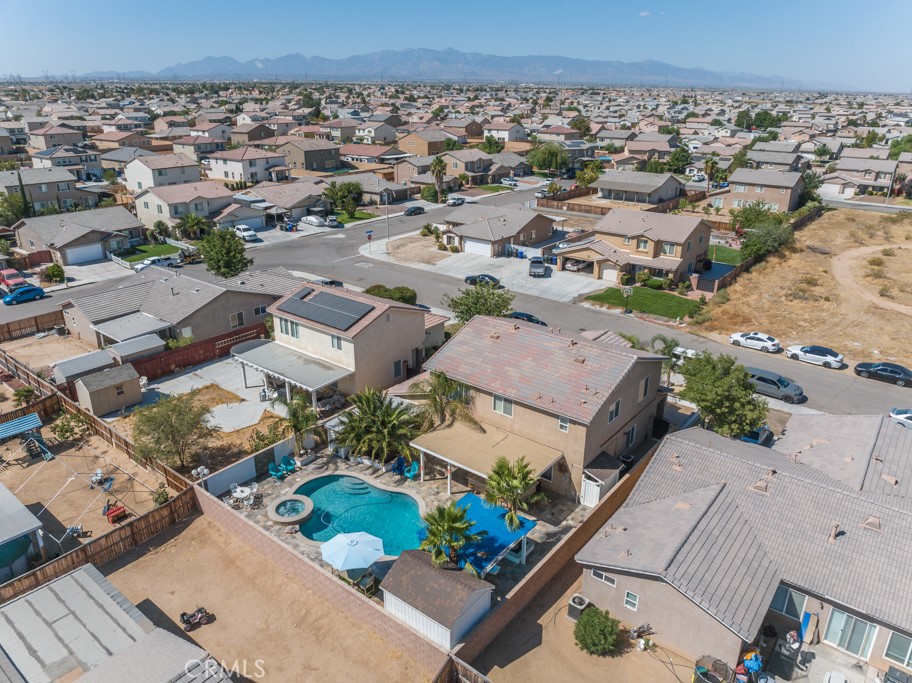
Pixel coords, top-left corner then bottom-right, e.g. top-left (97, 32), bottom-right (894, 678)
top-left (881, 473), bottom-right (899, 486)
top-left (574, 356), bottom-right (586, 364)
top-left (843, 454), bottom-right (855, 463)
top-left (861, 515), bottom-right (882, 532)
top-left (673, 501), bottom-right (692, 510)
top-left (619, 549), bottom-right (631, 558)
top-left (569, 339), bottom-right (577, 346)
top-left (749, 479), bottom-right (770, 495)
top-left (670, 454), bottom-right (683, 471)
top-left (766, 469), bottom-right (777, 479)
top-left (827, 523), bottom-right (840, 545)
top-left (489, 333), bottom-right (500, 341)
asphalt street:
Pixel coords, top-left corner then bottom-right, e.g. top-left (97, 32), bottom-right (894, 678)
top-left (2, 185), bottom-right (908, 416)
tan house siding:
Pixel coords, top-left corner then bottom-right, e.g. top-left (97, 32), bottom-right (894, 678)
top-left (351, 309), bottom-right (426, 391)
top-left (722, 182), bottom-right (803, 213)
top-left (75, 378), bottom-right (142, 416)
top-left (397, 133), bottom-right (445, 157)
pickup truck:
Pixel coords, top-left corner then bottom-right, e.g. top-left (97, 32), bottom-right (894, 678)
top-left (528, 256), bottom-right (547, 278)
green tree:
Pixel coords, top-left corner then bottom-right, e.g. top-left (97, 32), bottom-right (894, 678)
top-left (575, 160), bottom-right (602, 187)
top-left (420, 501), bottom-right (484, 570)
top-left (151, 219), bottom-right (170, 242)
top-left (644, 159), bottom-right (666, 174)
top-left (666, 146), bottom-right (693, 174)
top-left (430, 155), bottom-right (447, 203)
top-left (574, 607), bottom-right (622, 655)
top-left (0, 239), bottom-right (10, 255)
top-left (174, 212), bottom-right (207, 239)
top-left (731, 200), bottom-right (787, 230)
top-left (409, 371), bottom-right (480, 431)
top-left (420, 185), bottom-right (438, 203)
top-left (50, 412), bottom-right (91, 452)
top-left (363, 284), bottom-right (418, 305)
top-left (569, 116), bottom-right (591, 138)
top-left (735, 110), bottom-right (753, 129)
top-left (546, 180), bottom-right (562, 195)
top-left (444, 137), bottom-right (463, 151)
top-left (888, 134), bottom-right (912, 160)
top-left (678, 353), bottom-right (767, 437)
top-left (43, 263), bottom-right (65, 283)
top-left (133, 392), bottom-right (215, 469)
top-left (97, 197), bottom-right (116, 208)
top-left (484, 456), bottom-right (547, 531)
top-left (800, 170), bottom-right (822, 205)
top-left (0, 193), bottom-right (27, 226)
top-left (270, 392), bottom-right (320, 454)
top-left (479, 135), bottom-right (504, 154)
top-left (457, 172), bottom-right (470, 188)
top-left (650, 333), bottom-right (680, 386)
top-left (814, 144), bottom-right (832, 160)
top-left (703, 158), bottom-right (719, 191)
top-left (334, 387), bottom-right (421, 464)
top-left (198, 229), bottom-right (254, 278)
top-left (12, 387), bottom-right (36, 407)
top-left (710, 118), bottom-right (724, 126)
top-left (442, 282), bottom-right (514, 324)
top-left (337, 181), bottom-right (363, 218)
top-left (526, 143), bottom-right (569, 174)
top-left (741, 222), bottom-right (794, 260)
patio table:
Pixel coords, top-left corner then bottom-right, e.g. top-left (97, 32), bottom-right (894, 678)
top-left (232, 486), bottom-right (251, 500)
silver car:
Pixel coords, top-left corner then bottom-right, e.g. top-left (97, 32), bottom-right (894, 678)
top-left (746, 366), bottom-right (804, 404)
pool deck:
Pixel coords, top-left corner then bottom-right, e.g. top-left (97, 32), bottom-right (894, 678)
top-left (235, 455), bottom-right (589, 598)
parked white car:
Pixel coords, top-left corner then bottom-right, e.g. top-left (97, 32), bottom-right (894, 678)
top-left (889, 408), bottom-right (912, 429)
top-left (564, 259), bottom-right (586, 272)
top-left (133, 255), bottom-right (178, 272)
top-left (234, 225), bottom-right (257, 242)
top-left (786, 345), bottom-right (844, 368)
top-left (446, 196), bottom-right (465, 207)
top-left (325, 215), bottom-right (340, 228)
top-left (729, 332), bottom-right (781, 353)
top-left (501, 177), bottom-right (518, 187)
top-left (301, 215), bottom-right (327, 227)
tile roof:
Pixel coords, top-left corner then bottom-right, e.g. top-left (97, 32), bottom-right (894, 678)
top-left (0, 167), bottom-right (79, 188)
top-left (130, 152), bottom-right (198, 169)
top-left (423, 316), bottom-right (662, 424)
top-left (836, 157), bottom-right (898, 173)
top-left (209, 146), bottom-right (283, 161)
top-left (592, 208), bottom-right (706, 242)
top-left (143, 180), bottom-right (233, 204)
top-left (447, 211), bottom-right (551, 242)
top-left (243, 179), bottom-right (325, 209)
top-left (591, 170), bottom-right (683, 193)
top-left (728, 168), bottom-right (803, 188)
top-left (99, 147), bottom-right (157, 162)
top-left (14, 206), bottom-right (142, 247)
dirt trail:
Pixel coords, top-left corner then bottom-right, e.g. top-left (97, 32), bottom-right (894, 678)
top-left (831, 244), bottom-right (912, 316)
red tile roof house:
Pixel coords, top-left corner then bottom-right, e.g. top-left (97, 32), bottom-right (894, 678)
top-left (409, 316), bottom-right (664, 502)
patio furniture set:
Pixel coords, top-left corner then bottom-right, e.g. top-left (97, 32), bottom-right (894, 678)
top-left (223, 481), bottom-right (260, 510)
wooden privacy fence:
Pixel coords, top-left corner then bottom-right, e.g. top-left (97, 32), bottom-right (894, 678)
top-left (0, 394), bottom-right (62, 426)
top-left (0, 310), bottom-right (65, 342)
top-left (0, 348), bottom-right (58, 396)
top-left (0, 487), bottom-right (198, 603)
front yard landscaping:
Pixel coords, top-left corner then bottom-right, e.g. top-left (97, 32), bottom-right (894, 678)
top-left (119, 243), bottom-right (180, 262)
top-left (335, 210), bottom-right (375, 224)
top-left (708, 244), bottom-right (745, 265)
top-left (588, 286), bottom-right (700, 319)
top-left (476, 184), bottom-right (513, 193)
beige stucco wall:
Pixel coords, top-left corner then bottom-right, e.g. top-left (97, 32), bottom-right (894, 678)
top-left (76, 378), bottom-right (142, 416)
top-left (275, 319), bottom-right (357, 369)
top-left (180, 291), bottom-right (275, 342)
top-left (351, 308), bottom-right (426, 391)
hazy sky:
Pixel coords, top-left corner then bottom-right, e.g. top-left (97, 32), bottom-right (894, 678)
top-left (4, 0), bottom-right (910, 92)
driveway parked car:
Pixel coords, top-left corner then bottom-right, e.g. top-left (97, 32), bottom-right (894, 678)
top-left (464, 274), bottom-right (500, 287)
top-left (507, 311), bottom-right (547, 326)
top-left (786, 345), bottom-right (844, 368)
top-left (889, 408), bottom-right (912, 428)
top-left (528, 256), bottom-right (547, 278)
top-left (446, 196), bottom-right (465, 207)
top-left (740, 425), bottom-right (774, 447)
top-left (854, 362), bottom-right (912, 387)
top-left (564, 258), bottom-right (586, 272)
top-left (326, 215), bottom-right (340, 228)
top-left (234, 225), bottom-right (257, 242)
top-left (501, 177), bottom-right (518, 187)
top-left (134, 255), bottom-right (178, 272)
top-left (315, 279), bottom-right (343, 287)
top-left (404, 206), bottom-right (425, 216)
top-left (3, 285), bottom-right (45, 305)
top-left (729, 332), bottom-right (781, 353)
top-left (745, 367), bottom-right (804, 404)
top-left (671, 347), bottom-right (698, 366)
top-left (301, 215), bottom-right (327, 227)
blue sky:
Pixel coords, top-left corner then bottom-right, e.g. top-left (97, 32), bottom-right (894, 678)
top-left (4, 0), bottom-right (910, 92)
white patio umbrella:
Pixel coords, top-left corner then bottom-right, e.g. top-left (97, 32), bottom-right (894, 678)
top-left (320, 532), bottom-right (384, 572)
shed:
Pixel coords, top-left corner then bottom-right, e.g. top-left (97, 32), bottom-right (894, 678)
top-left (0, 482), bottom-right (43, 582)
top-left (52, 349), bottom-right (114, 384)
top-left (580, 451), bottom-right (623, 508)
top-left (381, 550), bottom-right (493, 650)
top-left (75, 364), bottom-right (142, 416)
top-left (107, 333), bottom-right (167, 364)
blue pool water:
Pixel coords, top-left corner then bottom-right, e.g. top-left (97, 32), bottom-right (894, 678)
top-left (295, 475), bottom-right (424, 556)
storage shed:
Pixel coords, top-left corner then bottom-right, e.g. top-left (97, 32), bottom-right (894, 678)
top-left (75, 364), bottom-right (142, 416)
top-left (107, 333), bottom-right (167, 364)
top-left (381, 550), bottom-right (493, 650)
top-left (0, 482), bottom-right (43, 582)
top-left (52, 349), bottom-right (114, 384)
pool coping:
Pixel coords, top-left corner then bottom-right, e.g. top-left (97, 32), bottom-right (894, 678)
top-left (288, 470), bottom-right (428, 553)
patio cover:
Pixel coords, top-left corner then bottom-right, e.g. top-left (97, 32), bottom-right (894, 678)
top-left (410, 421), bottom-right (563, 481)
top-left (0, 413), bottom-right (41, 443)
top-left (0, 482), bottom-right (42, 546)
top-left (92, 312), bottom-right (170, 342)
top-left (231, 339), bottom-right (352, 391)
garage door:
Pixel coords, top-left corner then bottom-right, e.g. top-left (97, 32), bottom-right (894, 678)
top-left (65, 243), bottom-right (104, 264)
top-left (462, 238), bottom-right (490, 256)
top-left (601, 265), bottom-right (618, 281)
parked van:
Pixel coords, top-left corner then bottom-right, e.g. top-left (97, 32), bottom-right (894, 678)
top-left (745, 366), bottom-right (804, 404)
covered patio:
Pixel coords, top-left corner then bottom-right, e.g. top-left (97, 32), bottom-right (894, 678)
top-left (231, 339), bottom-right (352, 411)
top-left (410, 421), bottom-right (563, 495)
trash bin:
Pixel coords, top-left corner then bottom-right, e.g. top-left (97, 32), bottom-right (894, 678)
top-left (259, 389), bottom-right (268, 402)
top-left (55, 324), bottom-right (67, 336)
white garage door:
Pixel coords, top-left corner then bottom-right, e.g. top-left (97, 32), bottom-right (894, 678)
top-left (65, 243), bottom-right (104, 264)
top-left (462, 238), bottom-right (490, 256)
top-left (601, 265), bottom-right (618, 281)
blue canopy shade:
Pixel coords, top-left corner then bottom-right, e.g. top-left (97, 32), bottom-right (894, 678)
top-left (456, 493), bottom-right (536, 576)
top-left (0, 413), bottom-right (41, 442)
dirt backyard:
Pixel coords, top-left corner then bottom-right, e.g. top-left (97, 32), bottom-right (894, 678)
top-left (700, 209), bottom-right (912, 367)
top-left (1, 334), bottom-right (97, 376)
top-left (387, 234), bottom-right (452, 265)
top-left (102, 515), bottom-right (427, 683)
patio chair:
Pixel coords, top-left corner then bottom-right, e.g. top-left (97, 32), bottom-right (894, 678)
top-left (358, 574), bottom-right (380, 598)
top-left (249, 482), bottom-right (258, 495)
top-left (243, 495), bottom-right (255, 509)
top-left (268, 462), bottom-right (286, 481)
top-left (391, 457), bottom-right (405, 476)
top-left (404, 461), bottom-right (419, 480)
top-left (280, 455), bottom-right (297, 474)
top-left (229, 482), bottom-right (239, 492)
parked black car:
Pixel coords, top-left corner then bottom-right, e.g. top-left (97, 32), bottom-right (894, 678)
top-left (854, 362), bottom-right (912, 387)
top-left (404, 206), bottom-right (425, 216)
top-left (316, 279), bottom-right (344, 287)
top-left (507, 311), bottom-right (547, 326)
top-left (464, 274), bottom-right (500, 287)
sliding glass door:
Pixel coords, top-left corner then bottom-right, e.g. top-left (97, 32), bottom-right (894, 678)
top-left (824, 608), bottom-right (877, 659)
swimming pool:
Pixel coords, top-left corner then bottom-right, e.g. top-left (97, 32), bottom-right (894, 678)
top-left (294, 475), bottom-right (424, 556)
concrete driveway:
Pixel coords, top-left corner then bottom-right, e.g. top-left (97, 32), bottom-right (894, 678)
top-left (43, 259), bottom-right (129, 291)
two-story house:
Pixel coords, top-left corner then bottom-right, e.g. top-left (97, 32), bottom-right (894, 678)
top-left (207, 146), bottom-right (287, 183)
top-left (91, 131), bottom-right (152, 150)
top-left (320, 118), bottom-right (362, 143)
top-left (30, 146), bottom-right (103, 182)
top-left (397, 129), bottom-right (452, 157)
top-left (238, 179), bottom-right (331, 222)
top-left (28, 124), bottom-right (85, 150)
top-left (440, 149), bottom-right (506, 184)
top-left (482, 122), bottom-right (528, 143)
top-left (134, 180), bottom-right (234, 229)
top-left (717, 168), bottom-right (805, 212)
top-left (231, 283), bottom-right (445, 411)
top-left (171, 135), bottom-right (226, 162)
top-left (410, 316), bottom-right (664, 500)
top-left (554, 208), bottom-right (711, 283)
top-left (230, 123), bottom-right (274, 146)
top-left (537, 126), bottom-right (583, 143)
top-left (276, 138), bottom-right (341, 173)
top-left (124, 153), bottom-right (201, 193)
top-left (438, 205), bottom-right (554, 256)
top-left (746, 150), bottom-right (805, 172)
top-left (0, 167), bottom-right (97, 213)
top-left (191, 121), bottom-right (233, 142)
top-left (353, 121), bottom-right (397, 145)
top-left (822, 157), bottom-right (898, 197)
top-left (0, 123), bottom-right (29, 146)
top-left (590, 170), bottom-right (685, 205)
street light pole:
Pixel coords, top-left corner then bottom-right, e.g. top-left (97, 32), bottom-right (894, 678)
top-left (384, 192), bottom-right (391, 253)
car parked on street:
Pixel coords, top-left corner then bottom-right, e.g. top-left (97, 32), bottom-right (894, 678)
top-left (464, 274), bottom-right (500, 287)
top-left (446, 196), bottom-right (465, 207)
top-left (3, 285), bottom-right (45, 305)
top-left (854, 362), bottom-right (912, 387)
top-left (325, 215), bottom-right (340, 228)
top-left (745, 367), bottom-right (804, 404)
top-left (889, 408), bottom-right (912, 429)
top-left (134, 255), bottom-right (179, 272)
top-left (507, 311), bottom-right (547, 326)
top-left (404, 206), bottom-right (425, 216)
top-left (534, 189), bottom-right (549, 198)
top-left (786, 345), bottom-right (844, 368)
top-left (729, 332), bottom-right (781, 353)
top-left (301, 215), bottom-right (327, 227)
top-left (234, 225), bottom-right (257, 242)
top-left (528, 256), bottom-right (547, 278)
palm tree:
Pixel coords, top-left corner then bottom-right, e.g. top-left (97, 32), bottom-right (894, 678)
top-left (175, 212), bottom-right (207, 240)
top-left (457, 172), bottom-right (470, 188)
top-left (334, 387), bottom-right (421, 464)
top-left (617, 333), bottom-right (648, 350)
top-left (483, 456), bottom-right (547, 532)
top-left (270, 391), bottom-right (320, 454)
top-left (703, 158), bottom-right (719, 192)
top-left (420, 501), bottom-right (484, 569)
top-left (409, 372), bottom-right (482, 432)
top-left (430, 156), bottom-right (447, 203)
top-left (650, 333), bottom-right (681, 386)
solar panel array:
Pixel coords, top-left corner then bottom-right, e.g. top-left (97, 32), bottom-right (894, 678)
top-left (276, 289), bottom-right (374, 331)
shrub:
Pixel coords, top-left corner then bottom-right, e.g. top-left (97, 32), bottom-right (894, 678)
top-left (152, 482), bottom-right (171, 507)
top-left (12, 386), bottom-right (36, 407)
top-left (676, 281), bottom-right (691, 296)
top-left (643, 278), bottom-right (665, 290)
top-left (698, 294), bottom-right (708, 306)
top-left (713, 288), bottom-right (730, 305)
top-left (420, 185), bottom-right (438, 203)
top-left (448, 244), bottom-right (460, 253)
top-left (419, 226), bottom-right (431, 237)
top-left (690, 309), bottom-right (713, 325)
top-left (619, 273), bottom-right (631, 285)
top-left (882, 247), bottom-right (896, 256)
top-left (662, 276), bottom-right (674, 290)
top-left (635, 270), bottom-right (651, 285)
top-left (866, 267), bottom-right (886, 279)
top-left (364, 284), bottom-right (418, 306)
top-left (432, 226), bottom-right (441, 242)
top-left (867, 256), bottom-right (885, 268)
top-left (880, 285), bottom-right (893, 298)
top-left (798, 275), bottom-right (819, 287)
top-left (437, 243), bottom-right (448, 251)
top-left (574, 607), bottom-right (622, 656)
top-left (42, 263), bottom-right (65, 283)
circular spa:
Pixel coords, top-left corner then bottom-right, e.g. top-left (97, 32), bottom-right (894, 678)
top-left (266, 494), bottom-right (314, 524)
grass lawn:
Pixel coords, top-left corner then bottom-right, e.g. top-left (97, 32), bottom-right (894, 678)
top-left (587, 286), bottom-right (699, 319)
top-left (709, 244), bottom-right (745, 265)
top-left (476, 184), bottom-right (512, 193)
top-left (335, 211), bottom-right (375, 224)
top-left (121, 243), bottom-right (180, 263)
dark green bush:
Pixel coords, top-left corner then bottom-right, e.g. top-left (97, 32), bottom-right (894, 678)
top-left (574, 607), bottom-right (621, 656)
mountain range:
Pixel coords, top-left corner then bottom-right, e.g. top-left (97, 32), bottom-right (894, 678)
top-left (83, 48), bottom-right (836, 90)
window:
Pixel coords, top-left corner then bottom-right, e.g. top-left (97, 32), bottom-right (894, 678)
top-left (780, 187), bottom-right (786, 193)
top-left (687, 240), bottom-right (692, 253)
top-left (36, 184), bottom-right (47, 193)
top-left (732, 199), bottom-right (744, 208)
top-left (279, 317), bottom-right (289, 335)
top-left (624, 425), bottom-right (637, 449)
top-left (638, 376), bottom-right (650, 402)
top-left (623, 236), bottom-right (631, 245)
top-left (712, 197), bottom-right (724, 208)
top-left (608, 399), bottom-right (621, 423)
top-left (115, 385), bottom-right (125, 397)
top-left (636, 238), bottom-right (648, 251)
top-left (137, 181), bottom-right (143, 190)
top-left (157, 169), bottom-right (165, 177)
top-left (885, 632), bottom-right (912, 668)
top-left (253, 305), bottom-right (267, 316)
top-left (698, 234), bottom-right (704, 245)
top-left (863, 170), bottom-right (873, 179)
top-left (331, 334), bottom-right (342, 350)
top-left (755, 185), bottom-right (765, 193)
top-left (733, 184), bottom-right (746, 193)
top-left (770, 204), bottom-right (779, 212)
top-left (393, 360), bottom-right (403, 378)
top-left (770, 586), bottom-right (807, 620)
top-left (824, 609), bottom-right (877, 659)
top-left (157, 205), bottom-right (163, 214)
top-left (624, 591), bottom-right (639, 611)
top-left (452, 162), bottom-right (458, 169)
top-left (661, 242), bottom-right (676, 255)
top-left (28, 239), bottom-right (35, 248)
top-left (558, 416), bottom-right (569, 432)
top-left (229, 312), bottom-right (245, 329)
top-left (591, 569), bottom-right (616, 587)
top-left (143, 201), bottom-right (148, 209)
top-left (493, 394), bottom-right (513, 417)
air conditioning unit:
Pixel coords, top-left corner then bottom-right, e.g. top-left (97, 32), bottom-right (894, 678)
top-left (567, 593), bottom-right (590, 622)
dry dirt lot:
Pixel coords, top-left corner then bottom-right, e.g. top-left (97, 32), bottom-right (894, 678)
top-left (387, 234), bottom-right (452, 265)
top-left (701, 209), bottom-right (912, 367)
top-left (476, 563), bottom-right (684, 683)
top-left (1, 334), bottom-right (97, 376)
top-left (102, 515), bottom-right (427, 683)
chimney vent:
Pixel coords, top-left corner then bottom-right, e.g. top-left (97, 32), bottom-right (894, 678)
top-left (489, 333), bottom-right (500, 341)
top-left (861, 515), bottom-right (882, 532)
top-left (749, 479), bottom-right (769, 495)
top-left (670, 454), bottom-right (683, 471)
top-left (828, 523), bottom-right (840, 545)
top-left (881, 473), bottom-right (899, 486)
top-left (574, 356), bottom-right (586, 364)
top-left (170, 287), bottom-right (175, 297)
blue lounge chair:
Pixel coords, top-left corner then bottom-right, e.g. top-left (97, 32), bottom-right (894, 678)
top-left (391, 457), bottom-right (405, 476)
top-left (268, 462), bottom-right (286, 481)
top-left (404, 461), bottom-right (419, 480)
top-left (280, 455), bottom-right (297, 474)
